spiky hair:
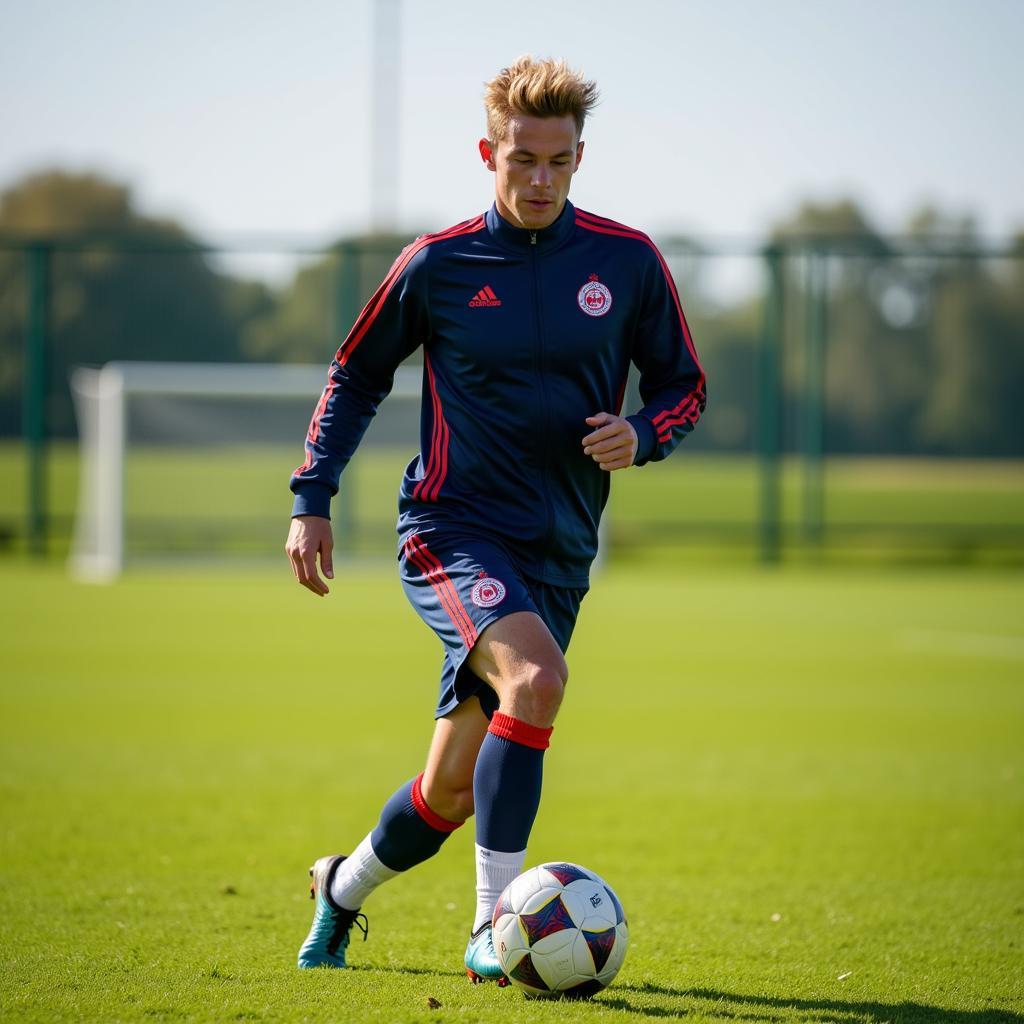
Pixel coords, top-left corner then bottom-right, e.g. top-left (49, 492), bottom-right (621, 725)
top-left (484, 56), bottom-right (599, 142)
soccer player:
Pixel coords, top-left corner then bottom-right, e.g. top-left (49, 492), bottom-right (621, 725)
top-left (286, 56), bottom-right (705, 981)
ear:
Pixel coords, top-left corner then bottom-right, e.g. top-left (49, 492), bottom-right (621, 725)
top-left (479, 138), bottom-right (497, 171)
top-left (574, 139), bottom-right (585, 171)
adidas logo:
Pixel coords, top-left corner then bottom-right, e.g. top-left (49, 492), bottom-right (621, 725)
top-left (468, 285), bottom-right (502, 308)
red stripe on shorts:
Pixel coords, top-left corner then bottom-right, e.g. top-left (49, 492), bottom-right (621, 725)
top-left (404, 534), bottom-right (479, 650)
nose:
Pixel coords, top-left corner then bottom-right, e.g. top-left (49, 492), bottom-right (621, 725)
top-left (531, 163), bottom-right (552, 188)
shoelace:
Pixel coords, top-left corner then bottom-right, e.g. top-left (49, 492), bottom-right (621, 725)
top-left (326, 909), bottom-right (369, 958)
top-left (349, 912), bottom-right (369, 943)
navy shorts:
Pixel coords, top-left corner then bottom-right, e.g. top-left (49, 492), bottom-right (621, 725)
top-left (399, 530), bottom-right (587, 719)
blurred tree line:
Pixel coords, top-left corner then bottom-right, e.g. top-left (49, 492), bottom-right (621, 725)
top-left (1, 169), bottom-right (1021, 453)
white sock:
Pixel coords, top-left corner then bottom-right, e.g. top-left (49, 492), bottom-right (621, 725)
top-left (473, 844), bottom-right (526, 932)
top-left (329, 833), bottom-right (400, 911)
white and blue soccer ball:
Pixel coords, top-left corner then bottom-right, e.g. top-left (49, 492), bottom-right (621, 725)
top-left (491, 861), bottom-right (629, 999)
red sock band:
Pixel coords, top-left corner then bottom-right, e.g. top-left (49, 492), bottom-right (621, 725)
top-left (488, 712), bottom-right (553, 751)
top-left (410, 773), bottom-right (463, 833)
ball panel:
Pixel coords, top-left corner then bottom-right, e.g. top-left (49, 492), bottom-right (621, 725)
top-left (563, 878), bottom-right (618, 927)
top-left (604, 883), bottom-right (626, 926)
top-left (539, 861), bottom-right (594, 886)
top-left (493, 913), bottom-right (528, 968)
top-left (506, 867), bottom-right (544, 913)
top-left (507, 950), bottom-right (550, 993)
top-left (518, 885), bottom-right (563, 914)
top-left (532, 943), bottom-right (577, 990)
top-left (596, 923), bottom-right (629, 983)
top-left (521, 892), bottom-right (576, 946)
top-left (582, 927), bottom-right (617, 973)
top-left (529, 927), bottom-right (577, 956)
top-left (558, 888), bottom-right (588, 927)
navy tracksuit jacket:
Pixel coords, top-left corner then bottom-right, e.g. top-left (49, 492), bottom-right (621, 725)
top-left (291, 200), bottom-right (706, 588)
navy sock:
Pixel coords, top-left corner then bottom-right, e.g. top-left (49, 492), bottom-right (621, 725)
top-left (370, 773), bottom-right (462, 871)
top-left (473, 712), bottom-right (553, 852)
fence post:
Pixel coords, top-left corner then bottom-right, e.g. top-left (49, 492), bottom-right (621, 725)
top-left (802, 247), bottom-right (827, 545)
top-left (334, 240), bottom-right (359, 343)
top-left (23, 243), bottom-right (51, 558)
top-left (758, 245), bottom-right (784, 563)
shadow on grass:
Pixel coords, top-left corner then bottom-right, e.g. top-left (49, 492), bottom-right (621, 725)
top-left (343, 964), bottom-right (466, 979)
top-left (600, 983), bottom-right (1022, 1024)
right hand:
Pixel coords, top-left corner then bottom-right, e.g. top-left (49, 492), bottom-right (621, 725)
top-left (285, 516), bottom-right (334, 597)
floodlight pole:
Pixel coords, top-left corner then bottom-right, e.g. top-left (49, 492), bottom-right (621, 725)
top-left (370, 0), bottom-right (401, 231)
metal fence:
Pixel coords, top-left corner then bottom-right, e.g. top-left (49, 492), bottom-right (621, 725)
top-left (1, 231), bottom-right (1021, 565)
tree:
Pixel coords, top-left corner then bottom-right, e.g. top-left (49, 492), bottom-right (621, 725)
top-left (914, 222), bottom-right (1024, 454)
top-left (762, 197), bottom-right (1024, 456)
top-left (0, 169), bottom-right (271, 436)
top-left (238, 233), bottom-right (414, 366)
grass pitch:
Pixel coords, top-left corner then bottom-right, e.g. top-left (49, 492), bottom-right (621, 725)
top-left (1, 562), bottom-right (1022, 1022)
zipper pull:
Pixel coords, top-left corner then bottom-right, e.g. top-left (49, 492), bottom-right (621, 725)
top-left (530, 231), bottom-right (537, 245)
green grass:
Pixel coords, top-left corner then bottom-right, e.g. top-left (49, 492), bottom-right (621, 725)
top-left (1, 561), bottom-right (1022, 1022)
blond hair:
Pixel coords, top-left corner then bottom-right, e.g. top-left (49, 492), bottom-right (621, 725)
top-left (484, 56), bottom-right (599, 143)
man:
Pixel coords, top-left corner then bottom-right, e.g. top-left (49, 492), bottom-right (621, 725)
top-left (286, 56), bottom-right (705, 981)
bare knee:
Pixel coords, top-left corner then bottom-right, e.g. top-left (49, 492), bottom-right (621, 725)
top-left (422, 775), bottom-right (475, 823)
top-left (504, 661), bottom-right (568, 728)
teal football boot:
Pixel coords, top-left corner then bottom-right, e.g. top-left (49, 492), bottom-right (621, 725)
top-left (297, 855), bottom-right (368, 969)
top-left (464, 924), bottom-right (509, 986)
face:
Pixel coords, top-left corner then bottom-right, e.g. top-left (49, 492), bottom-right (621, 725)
top-left (479, 114), bottom-right (584, 230)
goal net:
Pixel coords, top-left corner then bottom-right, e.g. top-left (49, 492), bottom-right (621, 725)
top-left (69, 361), bottom-right (422, 581)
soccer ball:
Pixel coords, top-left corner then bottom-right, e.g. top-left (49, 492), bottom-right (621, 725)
top-left (491, 861), bottom-right (629, 999)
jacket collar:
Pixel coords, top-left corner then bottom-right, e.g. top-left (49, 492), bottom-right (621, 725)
top-left (485, 200), bottom-right (576, 252)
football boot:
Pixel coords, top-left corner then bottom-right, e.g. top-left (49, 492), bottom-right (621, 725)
top-left (464, 923), bottom-right (509, 986)
top-left (297, 854), bottom-right (368, 969)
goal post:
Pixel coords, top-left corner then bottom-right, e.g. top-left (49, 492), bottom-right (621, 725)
top-left (69, 361), bottom-right (422, 581)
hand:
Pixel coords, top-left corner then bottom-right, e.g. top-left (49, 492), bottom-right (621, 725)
top-left (582, 412), bottom-right (638, 471)
top-left (285, 515), bottom-right (334, 596)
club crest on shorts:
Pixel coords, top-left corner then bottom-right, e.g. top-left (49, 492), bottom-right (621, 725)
top-left (471, 577), bottom-right (506, 608)
top-left (577, 274), bottom-right (612, 317)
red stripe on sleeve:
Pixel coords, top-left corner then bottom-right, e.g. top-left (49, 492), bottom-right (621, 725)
top-left (297, 215), bottom-right (484, 463)
top-left (488, 712), bottom-right (553, 750)
top-left (411, 772), bottom-right (463, 833)
top-left (339, 215), bottom-right (485, 368)
top-left (654, 396), bottom-right (702, 441)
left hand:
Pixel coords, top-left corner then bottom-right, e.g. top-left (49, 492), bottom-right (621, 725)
top-left (582, 412), bottom-right (638, 471)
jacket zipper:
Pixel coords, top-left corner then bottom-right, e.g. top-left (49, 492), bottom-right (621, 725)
top-left (529, 231), bottom-right (556, 572)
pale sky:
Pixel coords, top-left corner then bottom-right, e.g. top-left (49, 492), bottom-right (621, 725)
top-left (1, 0), bottom-right (1021, 249)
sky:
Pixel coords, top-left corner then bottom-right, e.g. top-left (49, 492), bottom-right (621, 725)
top-left (1, 0), bottom-right (1022, 252)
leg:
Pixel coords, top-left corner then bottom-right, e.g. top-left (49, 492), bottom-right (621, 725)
top-left (420, 614), bottom-right (568, 820)
top-left (467, 610), bottom-right (569, 726)
top-left (466, 611), bottom-right (568, 952)
top-left (421, 696), bottom-right (490, 822)
top-left (298, 712), bottom-right (475, 970)
top-left (394, 534), bottom-right (580, 980)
